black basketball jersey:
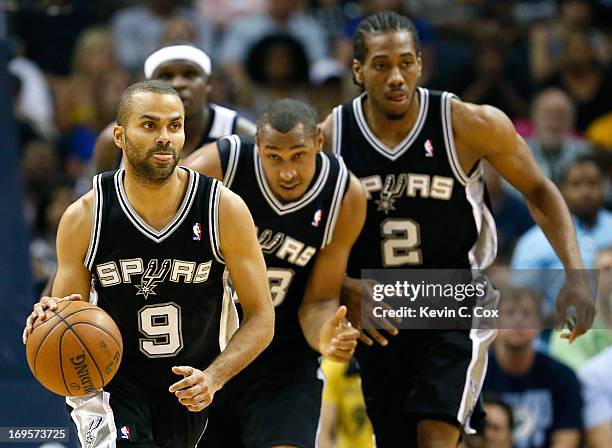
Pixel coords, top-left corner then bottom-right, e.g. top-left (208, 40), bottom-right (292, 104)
top-left (332, 88), bottom-right (496, 274)
top-left (85, 167), bottom-right (236, 391)
top-left (217, 134), bottom-right (350, 363)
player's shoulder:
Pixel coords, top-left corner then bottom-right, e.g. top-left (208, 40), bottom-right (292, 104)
top-left (450, 97), bottom-right (513, 134)
top-left (58, 190), bottom-right (95, 239)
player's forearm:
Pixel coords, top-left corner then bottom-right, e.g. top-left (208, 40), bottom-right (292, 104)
top-left (299, 298), bottom-right (340, 354)
top-left (204, 305), bottom-right (274, 388)
top-left (524, 179), bottom-right (585, 270)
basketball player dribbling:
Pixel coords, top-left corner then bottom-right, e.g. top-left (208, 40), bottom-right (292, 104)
top-left (320, 11), bottom-right (596, 448)
top-left (23, 80), bottom-right (274, 448)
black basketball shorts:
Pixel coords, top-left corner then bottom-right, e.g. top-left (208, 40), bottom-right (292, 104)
top-left (66, 373), bottom-right (208, 447)
top-left (201, 357), bottom-right (324, 448)
top-left (355, 328), bottom-right (496, 448)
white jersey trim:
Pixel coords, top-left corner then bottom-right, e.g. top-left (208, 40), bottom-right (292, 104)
top-left (208, 179), bottom-right (225, 264)
top-left (254, 145), bottom-right (331, 215)
top-left (218, 268), bottom-right (239, 352)
top-left (209, 103), bottom-right (237, 140)
top-left (331, 105), bottom-right (342, 156)
top-left (85, 174), bottom-right (104, 270)
top-left (222, 135), bottom-right (241, 189)
top-left (66, 390), bottom-right (117, 447)
top-left (114, 167), bottom-right (199, 244)
top-left (465, 173), bottom-right (498, 270)
top-left (441, 92), bottom-right (480, 187)
top-left (321, 155), bottom-right (349, 248)
top-left (457, 328), bottom-right (497, 434)
top-left (352, 87), bottom-right (429, 161)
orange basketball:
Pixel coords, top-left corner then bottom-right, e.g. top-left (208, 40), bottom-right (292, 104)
top-left (25, 300), bottom-right (123, 396)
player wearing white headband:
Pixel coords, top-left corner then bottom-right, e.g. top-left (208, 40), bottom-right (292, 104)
top-left (92, 42), bottom-right (255, 173)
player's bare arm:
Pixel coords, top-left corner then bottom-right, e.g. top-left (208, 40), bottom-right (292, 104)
top-left (451, 98), bottom-right (595, 339)
top-left (22, 192), bottom-right (93, 343)
top-left (319, 112), bottom-right (334, 150)
top-left (183, 141), bottom-right (224, 181)
top-left (170, 187), bottom-right (274, 412)
top-left (298, 174), bottom-right (364, 362)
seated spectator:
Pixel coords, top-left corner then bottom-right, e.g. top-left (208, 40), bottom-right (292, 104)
top-left (319, 358), bottom-right (374, 448)
top-left (526, 88), bottom-right (591, 184)
top-left (484, 287), bottom-right (583, 448)
top-left (529, 0), bottom-right (608, 83)
top-left (550, 246), bottom-right (612, 370)
top-left (482, 398), bottom-right (515, 448)
top-left (579, 346), bottom-right (612, 448)
top-left (112, 0), bottom-right (214, 72)
top-left (245, 33), bottom-right (311, 115)
top-left (542, 30), bottom-right (612, 132)
top-left (512, 155), bottom-right (612, 270)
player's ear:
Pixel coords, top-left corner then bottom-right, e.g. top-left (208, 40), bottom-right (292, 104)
top-left (352, 58), bottom-right (363, 86)
top-left (314, 127), bottom-right (323, 154)
top-left (113, 125), bottom-right (125, 150)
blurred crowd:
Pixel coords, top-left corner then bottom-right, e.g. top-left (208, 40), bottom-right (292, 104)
top-left (5, 0), bottom-right (612, 447)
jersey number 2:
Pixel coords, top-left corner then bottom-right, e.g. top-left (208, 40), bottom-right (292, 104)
top-left (138, 303), bottom-right (183, 358)
top-left (381, 219), bottom-right (422, 266)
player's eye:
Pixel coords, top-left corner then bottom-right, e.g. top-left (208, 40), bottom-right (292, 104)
top-left (143, 121), bottom-right (155, 129)
top-left (401, 60), bottom-right (414, 68)
top-left (374, 63), bottom-right (387, 70)
top-left (170, 122), bottom-right (182, 130)
top-left (185, 70), bottom-right (199, 79)
top-left (293, 152), bottom-right (306, 160)
top-left (268, 154), bottom-right (280, 161)
top-left (158, 73), bottom-right (172, 80)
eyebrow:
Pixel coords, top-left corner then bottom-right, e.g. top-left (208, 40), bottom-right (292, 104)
top-left (139, 114), bottom-right (182, 121)
top-left (371, 52), bottom-right (416, 59)
top-left (265, 143), bottom-right (306, 150)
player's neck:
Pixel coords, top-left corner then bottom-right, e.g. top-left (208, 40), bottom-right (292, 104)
top-left (123, 168), bottom-right (188, 231)
top-left (183, 107), bottom-right (209, 156)
top-left (494, 342), bottom-right (536, 376)
top-left (363, 92), bottom-right (420, 148)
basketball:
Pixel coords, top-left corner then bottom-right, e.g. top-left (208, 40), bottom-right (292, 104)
top-left (25, 300), bottom-right (123, 397)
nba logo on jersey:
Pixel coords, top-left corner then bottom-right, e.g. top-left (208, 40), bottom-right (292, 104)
top-left (424, 139), bottom-right (435, 158)
top-left (192, 223), bottom-right (202, 241)
top-left (311, 209), bottom-right (323, 227)
top-left (120, 425), bottom-right (131, 440)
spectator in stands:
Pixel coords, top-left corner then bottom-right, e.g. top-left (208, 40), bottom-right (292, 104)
top-left (219, 0), bottom-right (327, 105)
top-left (512, 155), bottom-right (612, 270)
top-left (244, 33), bottom-right (311, 115)
top-left (484, 287), bottom-right (583, 448)
top-left (482, 398), bottom-right (515, 448)
top-left (112, 0), bottom-right (214, 72)
top-left (529, 0), bottom-right (609, 83)
top-left (550, 246), bottom-right (612, 369)
top-left (542, 30), bottom-right (612, 132)
top-left (526, 88), bottom-right (591, 184)
top-left (579, 346), bottom-right (612, 448)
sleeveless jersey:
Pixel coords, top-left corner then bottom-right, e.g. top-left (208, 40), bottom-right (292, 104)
top-left (218, 134), bottom-right (350, 364)
top-left (85, 167), bottom-right (236, 391)
top-left (331, 88), bottom-right (496, 274)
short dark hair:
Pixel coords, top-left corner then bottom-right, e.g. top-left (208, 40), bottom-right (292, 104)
top-left (559, 154), bottom-right (603, 185)
top-left (485, 397), bottom-right (515, 430)
top-left (256, 99), bottom-right (318, 137)
top-left (353, 12), bottom-right (421, 64)
top-left (116, 80), bottom-right (179, 126)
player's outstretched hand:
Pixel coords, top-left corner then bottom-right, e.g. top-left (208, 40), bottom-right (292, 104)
top-left (22, 294), bottom-right (82, 344)
top-left (170, 366), bottom-right (219, 412)
top-left (341, 277), bottom-right (399, 346)
top-left (319, 306), bottom-right (360, 362)
top-left (556, 275), bottom-right (596, 342)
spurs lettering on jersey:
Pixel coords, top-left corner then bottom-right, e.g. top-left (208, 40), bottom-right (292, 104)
top-left (360, 172), bottom-right (454, 213)
top-left (95, 258), bottom-right (213, 293)
top-left (257, 228), bottom-right (317, 267)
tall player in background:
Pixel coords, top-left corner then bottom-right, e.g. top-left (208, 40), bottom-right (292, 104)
top-left (320, 12), bottom-right (595, 448)
top-left (186, 99), bottom-right (365, 448)
top-left (23, 80), bottom-right (274, 447)
top-left (93, 43), bottom-right (255, 173)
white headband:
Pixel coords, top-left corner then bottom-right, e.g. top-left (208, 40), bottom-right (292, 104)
top-left (144, 45), bottom-right (211, 79)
